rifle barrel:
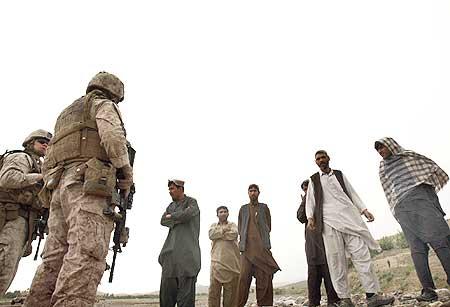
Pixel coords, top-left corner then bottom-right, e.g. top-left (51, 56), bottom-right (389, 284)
top-left (108, 248), bottom-right (118, 283)
top-left (34, 236), bottom-right (42, 261)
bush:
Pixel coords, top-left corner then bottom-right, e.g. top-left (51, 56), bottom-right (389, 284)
top-left (377, 231), bottom-right (409, 250)
top-left (393, 232), bottom-right (409, 248)
top-left (379, 236), bottom-right (395, 251)
top-left (274, 288), bottom-right (284, 295)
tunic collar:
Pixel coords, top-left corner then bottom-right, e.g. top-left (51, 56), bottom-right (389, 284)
top-left (319, 169), bottom-right (334, 176)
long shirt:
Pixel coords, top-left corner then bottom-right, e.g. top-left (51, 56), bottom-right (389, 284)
top-left (209, 222), bottom-right (240, 283)
top-left (297, 195), bottom-right (327, 265)
top-left (305, 170), bottom-right (381, 251)
top-left (241, 203), bottom-right (280, 275)
top-left (159, 195), bottom-right (201, 278)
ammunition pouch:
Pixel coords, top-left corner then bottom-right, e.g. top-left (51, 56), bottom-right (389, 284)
top-left (83, 158), bottom-right (116, 197)
top-left (0, 203), bottom-right (20, 233)
top-left (44, 165), bottom-right (64, 190)
top-left (0, 186), bottom-right (40, 208)
top-left (5, 203), bottom-right (20, 221)
top-left (38, 188), bottom-right (52, 210)
top-left (39, 165), bottom-right (65, 209)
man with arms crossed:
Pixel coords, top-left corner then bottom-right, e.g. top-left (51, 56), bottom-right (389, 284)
top-left (159, 179), bottom-right (201, 307)
top-left (208, 205), bottom-right (240, 307)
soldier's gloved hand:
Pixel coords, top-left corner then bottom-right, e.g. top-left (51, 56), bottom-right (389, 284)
top-left (117, 164), bottom-right (133, 198)
top-left (29, 173), bottom-right (43, 185)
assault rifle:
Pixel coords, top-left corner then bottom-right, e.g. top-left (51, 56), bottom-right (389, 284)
top-left (105, 143), bottom-right (136, 283)
top-left (33, 208), bottom-right (49, 260)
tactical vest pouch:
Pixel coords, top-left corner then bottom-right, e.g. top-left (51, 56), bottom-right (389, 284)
top-left (83, 158), bottom-right (116, 197)
top-left (0, 189), bottom-right (37, 207)
top-left (0, 190), bottom-right (15, 204)
top-left (44, 165), bottom-right (64, 191)
top-left (38, 188), bottom-right (52, 209)
top-left (5, 203), bottom-right (19, 221)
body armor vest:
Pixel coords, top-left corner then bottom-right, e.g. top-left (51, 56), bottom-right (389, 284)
top-left (45, 96), bottom-right (109, 169)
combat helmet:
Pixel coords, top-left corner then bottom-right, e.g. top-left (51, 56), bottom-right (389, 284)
top-left (22, 129), bottom-right (53, 147)
top-left (86, 72), bottom-right (124, 102)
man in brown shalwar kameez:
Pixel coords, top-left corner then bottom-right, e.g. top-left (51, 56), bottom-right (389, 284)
top-left (237, 184), bottom-right (280, 307)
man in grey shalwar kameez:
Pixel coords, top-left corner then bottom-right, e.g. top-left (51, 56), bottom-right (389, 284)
top-left (306, 150), bottom-right (394, 307)
top-left (159, 179), bottom-right (201, 307)
top-left (375, 137), bottom-right (450, 302)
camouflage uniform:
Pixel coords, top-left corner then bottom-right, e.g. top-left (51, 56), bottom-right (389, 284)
top-left (0, 130), bottom-right (52, 295)
top-left (24, 72), bottom-right (132, 307)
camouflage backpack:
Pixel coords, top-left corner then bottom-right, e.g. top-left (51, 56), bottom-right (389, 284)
top-left (0, 150), bottom-right (26, 172)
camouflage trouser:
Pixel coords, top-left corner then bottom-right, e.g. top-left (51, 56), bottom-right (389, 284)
top-left (24, 165), bottom-right (114, 307)
top-left (0, 215), bottom-right (27, 295)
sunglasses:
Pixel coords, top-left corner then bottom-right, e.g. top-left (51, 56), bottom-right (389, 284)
top-left (36, 139), bottom-right (49, 145)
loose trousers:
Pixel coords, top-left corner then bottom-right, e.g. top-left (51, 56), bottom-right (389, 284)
top-left (208, 274), bottom-right (239, 307)
top-left (160, 276), bottom-right (197, 307)
top-left (24, 169), bottom-right (114, 307)
top-left (0, 216), bottom-right (27, 295)
top-left (237, 256), bottom-right (274, 307)
top-left (395, 185), bottom-right (450, 289)
top-left (322, 223), bottom-right (380, 299)
top-left (307, 264), bottom-right (340, 306)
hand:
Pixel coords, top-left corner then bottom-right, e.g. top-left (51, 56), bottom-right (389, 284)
top-left (362, 209), bottom-right (375, 222)
top-left (117, 165), bottom-right (133, 198)
top-left (306, 217), bottom-right (316, 230)
top-left (223, 224), bottom-right (232, 233)
top-left (31, 173), bottom-right (43, 185)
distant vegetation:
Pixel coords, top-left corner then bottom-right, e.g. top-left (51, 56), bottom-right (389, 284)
top-left (99, 293), bottom-right (159, 300)
top-left (378, 232), bottom-right (409, 251)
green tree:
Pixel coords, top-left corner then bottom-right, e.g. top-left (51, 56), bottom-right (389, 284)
top-left (379, 236), bottom-right (394, 251)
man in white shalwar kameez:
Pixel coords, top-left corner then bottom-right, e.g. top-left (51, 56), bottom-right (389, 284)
top-left (306, 150), bottom-right (394, 307)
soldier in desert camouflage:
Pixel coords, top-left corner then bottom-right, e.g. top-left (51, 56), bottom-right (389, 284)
top-left (24, 72), bottom-right (133, 307)
top-left (0, 129), bottom-right (52, 295)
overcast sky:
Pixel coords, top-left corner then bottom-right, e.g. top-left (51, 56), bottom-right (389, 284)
top-left (1, 0), bottom-right (450, 295)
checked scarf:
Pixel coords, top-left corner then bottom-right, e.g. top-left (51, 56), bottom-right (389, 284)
top-left (376, 137), bottom-right (448, 212)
